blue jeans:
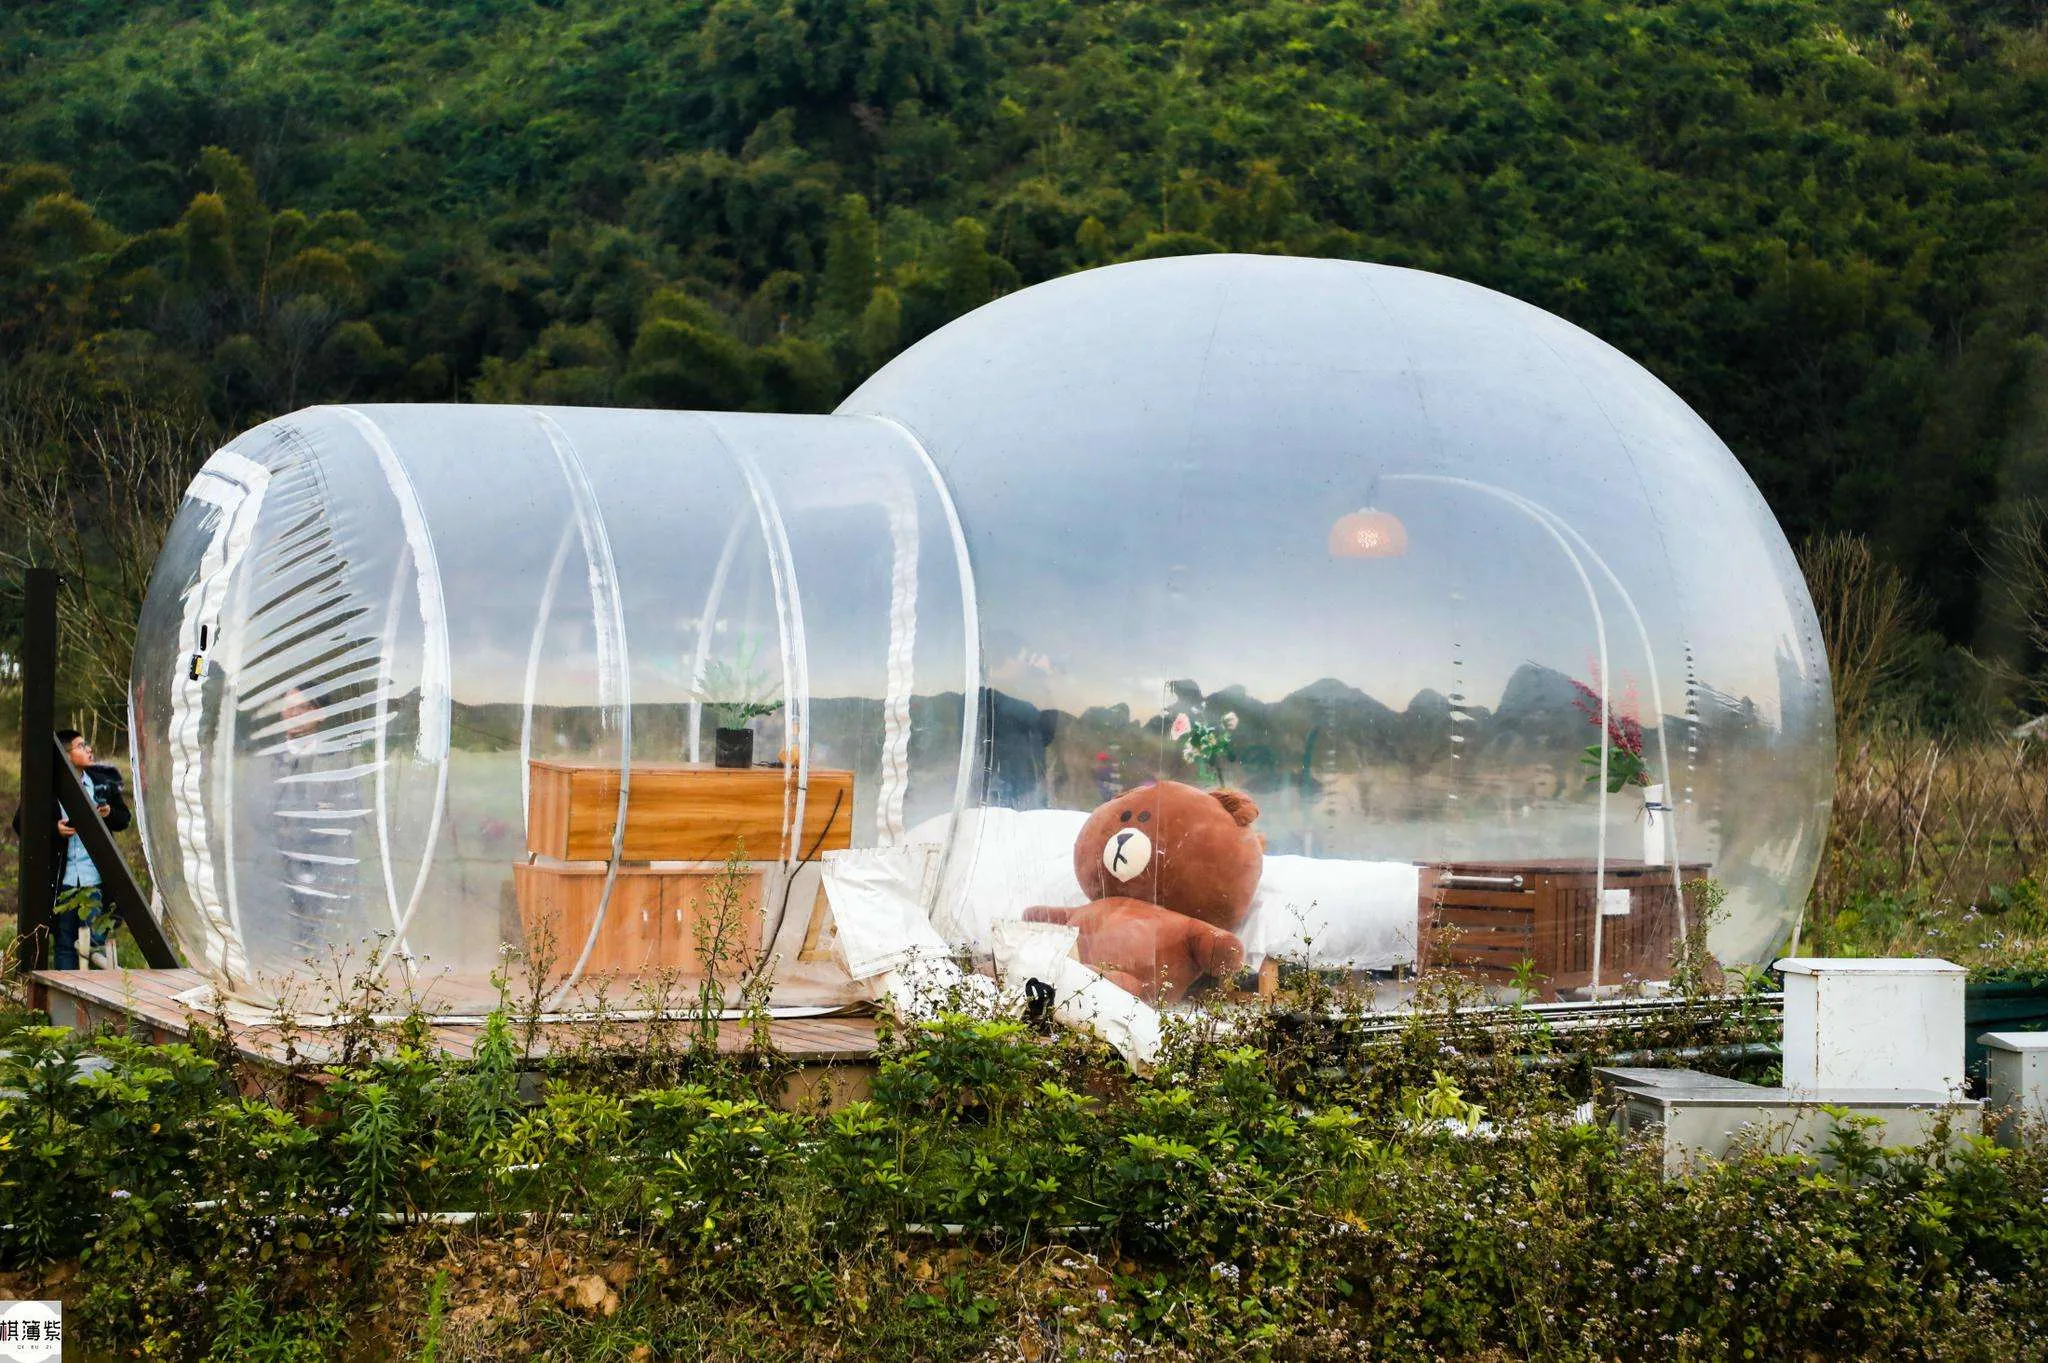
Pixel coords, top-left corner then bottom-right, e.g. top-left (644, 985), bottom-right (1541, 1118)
top-left (51, 885), bottom-right (106, 970)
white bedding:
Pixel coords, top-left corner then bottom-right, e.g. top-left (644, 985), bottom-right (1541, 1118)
top-left (1237, 855), bottom-right (1420, 970)
top-left (905, 807), bottom-right (1092, 956)
top-left (900, 808), bottom-right (1420, 971)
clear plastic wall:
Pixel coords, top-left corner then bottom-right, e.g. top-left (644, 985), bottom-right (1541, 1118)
top-left (844, 255), bottom-right (1832, 971)
top-left (132, 406), bottom-right (972, 1010)
top-left (132, 255), bottom-right (1831, 1010)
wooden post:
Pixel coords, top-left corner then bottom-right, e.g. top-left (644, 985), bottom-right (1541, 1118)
top-left (1257, 958), bottom-right (1281, 998)
top-left (15, 567), bottom-right (58, 972)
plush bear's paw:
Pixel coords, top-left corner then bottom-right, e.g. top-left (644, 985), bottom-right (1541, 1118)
top-left (1022, 904), bottom-right (1079, 926)
top-left (1024, 898), bottom-right (1243, 1004)
top-left (1191, 921), bottom-right (1245, 980)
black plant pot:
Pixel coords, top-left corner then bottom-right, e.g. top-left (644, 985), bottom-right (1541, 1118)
top-left (714, 727), bottom-right (754, 769)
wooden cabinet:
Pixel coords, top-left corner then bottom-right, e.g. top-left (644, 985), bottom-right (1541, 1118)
top-left (513, 862), bottom-right (764, 986)
top-left (516, 762), bottom-right (852, 992)
top-left (1419, 859), bottom-right (1709, 997)
top-left (526, 761), bottom-right (854, 862)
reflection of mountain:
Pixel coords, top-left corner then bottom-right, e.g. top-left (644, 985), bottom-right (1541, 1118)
top-left (442, 661), bottom-right (1776, 816)
top-left (1031, 660), bottom-right (1780, 805)
top-left (1191, 665), bottom-right (1590, 774)
top-left (1477, 662), bottom-right (1593, 758)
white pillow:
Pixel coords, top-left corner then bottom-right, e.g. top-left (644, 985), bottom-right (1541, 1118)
top-left (1238, 855), bottom-right (1421, 970)
top-left (905, 806), bottom-right (1091, 955)
top-left (819, 844), bottom-right (946, 980)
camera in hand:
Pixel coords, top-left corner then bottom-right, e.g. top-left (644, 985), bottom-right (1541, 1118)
top-left (85, 762), bottom-right (123, 801)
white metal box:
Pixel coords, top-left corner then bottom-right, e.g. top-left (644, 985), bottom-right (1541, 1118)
top-left (1619, 1085), bottom-right (1978, 1175)
top-left (1596, 1067), bottom-right (1981, 1175)
top-left (1980, 1031), bottom-right (2048, 1146)
top-left (1777, 957), bottom-right (1965, 1097)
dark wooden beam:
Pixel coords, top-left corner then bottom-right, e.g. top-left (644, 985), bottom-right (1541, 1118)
top-left (50, 735), bottom-right (176, 968)
top-left (15, 567), bottom-right (57, 973)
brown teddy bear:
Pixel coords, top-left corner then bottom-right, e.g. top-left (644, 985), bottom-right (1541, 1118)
top-left (1024, 781), bottom-right (1264, 1004)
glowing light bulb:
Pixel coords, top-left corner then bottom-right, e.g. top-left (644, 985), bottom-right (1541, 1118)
top-left (1328, 508), bottom-right (1408, 558)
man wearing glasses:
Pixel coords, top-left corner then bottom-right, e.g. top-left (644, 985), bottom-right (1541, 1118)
top-left (41, 731), bottom-right (132, 969)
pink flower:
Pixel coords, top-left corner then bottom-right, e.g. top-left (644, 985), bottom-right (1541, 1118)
top-left (1570, 678), bottom-right (1644, 757)
top-left (1169, 713), bottom-right (1192, 740)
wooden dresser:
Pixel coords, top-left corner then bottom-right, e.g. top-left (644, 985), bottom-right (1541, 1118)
top-left (1418, 859), bottom-right (1710, 997)
top-left (518, 762), bottom-right (853, 989)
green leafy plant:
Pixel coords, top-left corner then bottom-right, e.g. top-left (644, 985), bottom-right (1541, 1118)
top-left (1170, 708), bottom-right (1238, 786)
top-left (691, 653), bottom-right (785, 729)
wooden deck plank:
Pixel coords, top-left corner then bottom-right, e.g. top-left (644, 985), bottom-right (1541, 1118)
top-left (29, 969), bottom-right (882, 1073)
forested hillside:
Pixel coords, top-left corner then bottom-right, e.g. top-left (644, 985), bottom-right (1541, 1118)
top-left (2, 0), bottom-right (2046, 695)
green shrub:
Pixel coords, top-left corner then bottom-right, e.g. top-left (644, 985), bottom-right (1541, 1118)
top-left (3, 992), bottom-right (2045, 1359)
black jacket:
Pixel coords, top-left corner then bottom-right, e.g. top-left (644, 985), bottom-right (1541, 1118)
top-left (10, 762), bottom-right (132, 893)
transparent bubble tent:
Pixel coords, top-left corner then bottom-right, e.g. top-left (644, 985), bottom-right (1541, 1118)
top-left (132, 254), bottom-right (1832, 1015)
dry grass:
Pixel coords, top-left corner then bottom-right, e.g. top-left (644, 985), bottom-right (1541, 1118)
top-left (1806, 732), bottom-right (2048, 972)
top-left (1797, 532), bottom-right (1921, 739)
top-left (1791, 528), bottom-right (2048, 973)
top-left (0, 392), bottom-right (210, 737)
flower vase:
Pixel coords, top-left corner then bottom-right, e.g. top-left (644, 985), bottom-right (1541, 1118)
top-left (1641, 783), bottom-right (1667, 867)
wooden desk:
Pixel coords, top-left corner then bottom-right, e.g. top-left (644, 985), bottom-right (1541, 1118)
top-left (1419, 859), bottom-right (1710, 997)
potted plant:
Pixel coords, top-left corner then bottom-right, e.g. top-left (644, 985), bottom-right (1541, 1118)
top-left (1571, 677), bottom-right (1651, 793)
top-left (1570, 675), bottom-right (1669, 864)
top-left (692, 658), bottom-right (784, 768)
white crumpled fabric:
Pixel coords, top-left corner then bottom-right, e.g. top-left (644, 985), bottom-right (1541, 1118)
top-left (822, 845), bottom-right (1160, 1065)
top-left (989, 919), bottom-right (1162, 1068)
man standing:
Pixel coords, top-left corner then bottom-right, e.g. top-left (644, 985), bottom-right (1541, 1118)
top-left (46, 730), bottom-right (131, 969)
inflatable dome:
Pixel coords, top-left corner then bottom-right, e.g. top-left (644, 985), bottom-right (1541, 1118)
top-left (130, 255), bottom-right (1831, 1013)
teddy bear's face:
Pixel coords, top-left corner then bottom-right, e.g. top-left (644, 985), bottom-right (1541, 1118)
top-left (1073, 780), bottom-right (1264, 933)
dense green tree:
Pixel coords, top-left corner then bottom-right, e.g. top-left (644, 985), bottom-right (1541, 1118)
top-left (857, 284), bottom-right (903, 371)
top-left (937, 216), bottom-right (995, 319)
top-left (471, 319), bottom-right (622, 405)
top-left (821, 192), bottom-right (880, 319)
top-left (618, 287), bottom-right (761, 410)
top-left (2, 0), bottom-right (2047, 663)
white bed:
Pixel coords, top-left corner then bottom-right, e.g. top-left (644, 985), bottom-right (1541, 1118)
top-left (900, 808), bottom-right (1420, 972)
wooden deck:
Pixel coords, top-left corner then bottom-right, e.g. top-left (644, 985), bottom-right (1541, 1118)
top-left (29, 968), bottom-right (883, 1104)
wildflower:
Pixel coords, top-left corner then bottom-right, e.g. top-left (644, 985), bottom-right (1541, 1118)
top-left (1170, 713), bottom-right (1192, 740)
